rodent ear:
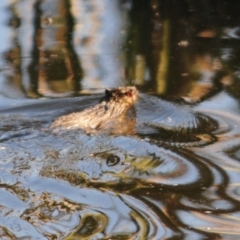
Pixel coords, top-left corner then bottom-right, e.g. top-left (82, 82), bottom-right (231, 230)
top-left (105, 88), bottom-right (111, 96)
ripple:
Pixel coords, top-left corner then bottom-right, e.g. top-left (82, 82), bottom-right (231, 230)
top-left (37, 134), bottom-right (209, 189)
top-left (177, 210), bottom-right (240, 236)
top-left (222, 27), bottom-right (240, 39)
top-left (0, 172), bottom-right (173, 239)
top-left (1, 91), bottom-right (240, 238)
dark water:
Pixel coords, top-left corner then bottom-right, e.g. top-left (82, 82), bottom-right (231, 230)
top-left (1, 0), bottom-right (240, 239)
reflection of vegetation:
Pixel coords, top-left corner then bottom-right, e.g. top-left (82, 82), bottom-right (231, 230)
top-left (66, 214), bottom-right (108, 240)
top-left (1, 0), bottom-right (81, 98)
top-left (156, 19), bottom-right (170, 94)
top-left (41, 166), bottom-right (88, 186)
top-left (1, 0), bottom-right (240, 99)
top-left (124, 0), bottom-right (240, 99)
top-left (129, 155), bottom-right (163, 175)
top-left (124, 0), bottom-right (152, 86)
top-left (36, 0), bottom-right (82, 96)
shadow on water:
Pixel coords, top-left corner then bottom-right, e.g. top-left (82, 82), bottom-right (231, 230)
top-left (1, 0), bottom-right (240, 239)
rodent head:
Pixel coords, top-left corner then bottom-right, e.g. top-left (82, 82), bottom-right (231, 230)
top-left (103, 86), bottom-right (138, 105)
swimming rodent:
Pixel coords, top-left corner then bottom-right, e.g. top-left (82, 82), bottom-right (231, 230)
top-left (51, 86), bottom-right (138, 134)
top-left (51, 85), bottom-right (217, 145)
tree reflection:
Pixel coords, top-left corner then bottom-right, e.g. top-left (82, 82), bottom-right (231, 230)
top-left (0, 0), bottom-right (240, 98)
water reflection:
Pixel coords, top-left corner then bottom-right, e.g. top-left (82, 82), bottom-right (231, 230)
top-left (0, 90), bottom-right (240, 238)
top-left (0, 0), bottom-right (127, 98)
top-left (1, 0), bottom-right (240, 239)
top-left (1, 0), bottom-right (240, 98)
top-left (70, 0), bottom-right (126, 90)
top-left (1, 174), bottom-right (166, 239)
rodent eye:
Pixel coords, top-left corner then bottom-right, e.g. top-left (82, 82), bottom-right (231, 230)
top-left (106, 155), bottom-right (120, 166)
top-left (125, 91), bottom-right (132, 97)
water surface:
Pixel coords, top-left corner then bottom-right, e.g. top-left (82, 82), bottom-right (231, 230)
top-left (1, 1), bottom-right (240, 239)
